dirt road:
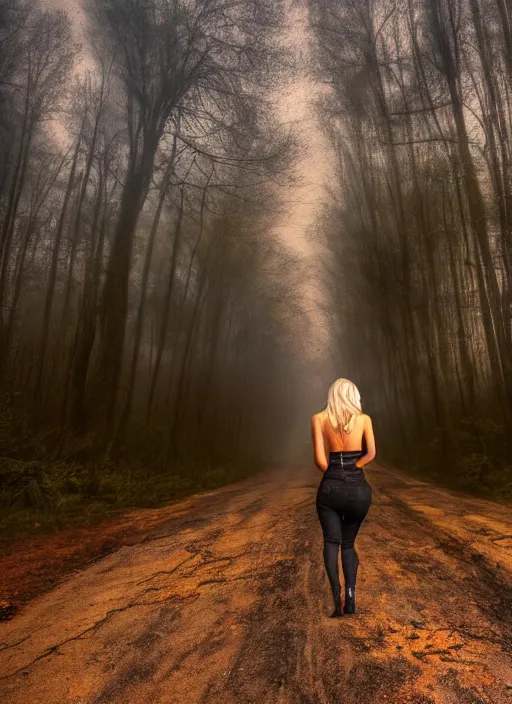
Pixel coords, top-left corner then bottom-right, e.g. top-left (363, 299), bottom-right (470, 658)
top-left (1, 464), bottom-right (511, 704)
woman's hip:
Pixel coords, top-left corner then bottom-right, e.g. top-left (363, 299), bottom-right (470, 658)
top-left (316, 478), bottom-right (372, 512)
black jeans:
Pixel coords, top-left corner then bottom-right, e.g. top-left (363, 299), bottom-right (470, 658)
top-left (316, 456), bottom-right (372, 597)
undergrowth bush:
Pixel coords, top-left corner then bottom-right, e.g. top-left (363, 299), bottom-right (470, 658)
top-left (401, 415), bottom-right (512, 499)
top-left (0, 400), bottom-right (262, 542)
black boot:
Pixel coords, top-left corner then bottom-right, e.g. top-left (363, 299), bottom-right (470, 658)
top-left (343, 586), bottom-right (356, 614)
top-left (330, 590), bottom-right (343, 618)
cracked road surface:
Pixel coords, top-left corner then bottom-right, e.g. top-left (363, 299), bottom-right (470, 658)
top-left (1, 464), bottom-right (512, 703)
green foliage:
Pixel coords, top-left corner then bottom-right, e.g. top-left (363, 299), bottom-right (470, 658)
top-left (0, 453), bottom-right (261, 542)
top-left (0, 459), bottom-right (59, 510)
top-left (405, 415), bottom-right (512, 500)
top-left (0, 399), bottom-right (263, 543)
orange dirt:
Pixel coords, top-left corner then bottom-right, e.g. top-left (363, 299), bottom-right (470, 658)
top-left (1, 464), bottom-right (511, 703)
top-left (0, 504), bottom-right (197, 615)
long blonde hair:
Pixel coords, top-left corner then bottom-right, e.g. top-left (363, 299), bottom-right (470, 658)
top-left (326, 378), bottom-right (362, 436)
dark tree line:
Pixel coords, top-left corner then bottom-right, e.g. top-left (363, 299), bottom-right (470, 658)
top-left (308, 0), bottom-right (512, 493)
top-left (0, 0), bottom-right (304, 478)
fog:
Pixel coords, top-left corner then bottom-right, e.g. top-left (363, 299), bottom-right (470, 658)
top-left (0, 0), bottom-right (511, 518)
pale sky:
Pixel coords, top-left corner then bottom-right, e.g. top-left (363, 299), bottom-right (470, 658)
top-left (275, 1), bottom-right (332, 357)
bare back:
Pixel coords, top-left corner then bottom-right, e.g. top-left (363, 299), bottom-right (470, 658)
top-left (311, 409), bottom-right (376, 472)
top-left (317, 410), bottom-right (366, 452)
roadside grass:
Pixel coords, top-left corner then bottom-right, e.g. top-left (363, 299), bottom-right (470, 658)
top-left (0, 399), bottom-right (263, 546)
top-left (0, 455), bottom-right (261, 546)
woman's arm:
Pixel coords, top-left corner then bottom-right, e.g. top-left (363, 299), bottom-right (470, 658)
top-left (311, 415), bottom-right (328, 472)
top-left (355, 415), bottom-right (376, 468)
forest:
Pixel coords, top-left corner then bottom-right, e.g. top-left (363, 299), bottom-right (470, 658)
top-left (1, 0), bottom-right (511, 541)
top-left (309, 0), bottom-right (512, 497)
top-left (1, 2), bottom-right (512, 698)
top-left (0, 0), bottom-right (305, 535)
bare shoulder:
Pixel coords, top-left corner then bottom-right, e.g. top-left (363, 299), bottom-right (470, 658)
top-left (311, 410), bottom-right (326, 426)
top-left (361, 413), bottom-right (372, 424)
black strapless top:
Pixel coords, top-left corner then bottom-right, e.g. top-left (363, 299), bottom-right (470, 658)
top-left (328, 449), bottom-right (364, 467)
top-left (328, 435), bottom-right (367, 466)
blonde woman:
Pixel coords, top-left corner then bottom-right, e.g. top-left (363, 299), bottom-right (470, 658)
top-left (311, 378), bottom-right (376, 617)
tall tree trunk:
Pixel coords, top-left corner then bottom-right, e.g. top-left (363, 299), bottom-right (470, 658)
top-left (115, 132), bottom-right (178, 445)
top-left (146, 185), bottom-right (185, 418)
top-left (32, 117), bottom-right (85, 421)
top-left (93, 130), bottom-right (161, 436)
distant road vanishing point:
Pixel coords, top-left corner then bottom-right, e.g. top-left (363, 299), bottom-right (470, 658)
top-left (1, 464), bottom-right (512, 703)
